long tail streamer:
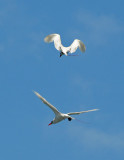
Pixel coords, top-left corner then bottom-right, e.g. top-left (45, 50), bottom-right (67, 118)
top-left (68, 54), bottom-right (80, 56)
top-left (74, 118), bottom-right (90, 124)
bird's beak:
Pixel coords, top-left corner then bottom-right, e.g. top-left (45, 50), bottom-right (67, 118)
top-left (48, 122), bottom-right (52, 126)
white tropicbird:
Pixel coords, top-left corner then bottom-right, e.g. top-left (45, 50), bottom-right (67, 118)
top-left (44, 33), bottom-right (86, 57)
top-left (34, 91), bottom-right (98, 126)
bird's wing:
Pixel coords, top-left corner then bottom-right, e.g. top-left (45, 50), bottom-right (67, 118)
top-left (34, 91), bottom-right (60, 115)
top-left (67, 109), bottom-right (98, 115)
top-left (44, 34), bottom-right (61, 51)
top-left (70, 39), bottom-right (86, 53)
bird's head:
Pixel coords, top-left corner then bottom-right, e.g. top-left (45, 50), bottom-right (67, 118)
top-left (48, 120), bottom-right (53, 126)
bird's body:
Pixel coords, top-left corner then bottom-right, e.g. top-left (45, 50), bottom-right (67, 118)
top-left (44, 34), bottom-right (86, 57)
top-left (34, 91), bottom-right (98, 125)
top-left (52, 113), bottom-right (72, 124)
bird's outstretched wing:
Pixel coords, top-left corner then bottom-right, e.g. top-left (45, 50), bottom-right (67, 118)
top-left (70, 39), bottom-right (86, 53)
top-left (44, 34), bottom-right (61, 51)
top-left (34, 91), bottom-right (60, 115)
top-left (67, 109), bottom-right (98, 115)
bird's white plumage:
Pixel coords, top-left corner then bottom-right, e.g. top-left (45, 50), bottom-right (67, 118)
top-left (34, 91), bottom-right (98, 125)
top-left (34, 91), bottom-right (60, 115)
top-left (44, 33), bottom-right (86, 56)
top-left (44, 34), bottom-right (61, 51)
top-left (67, 109), bottom-right (99, 115)
top-left (70, 39), bottom-right (86, 53)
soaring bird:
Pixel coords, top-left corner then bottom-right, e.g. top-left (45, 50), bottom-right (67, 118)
top-left (34, 91), bottom-right (98, 125)
top-left (44, 33), bottom-right (86, 57)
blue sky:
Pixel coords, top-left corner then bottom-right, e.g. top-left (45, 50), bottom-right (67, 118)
top-left (0, 0), bottom-right (124, 159)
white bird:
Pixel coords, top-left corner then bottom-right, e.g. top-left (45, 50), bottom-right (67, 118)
top-left (34, 91), bottom-right (98, 126)
top-left (44, 33), bottom-right (86, 57)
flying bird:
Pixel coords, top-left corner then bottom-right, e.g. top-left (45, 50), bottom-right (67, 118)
top-left (34, 91), bottom-right (98, 126)
top-left (44, 33), bottom-right (86, 57)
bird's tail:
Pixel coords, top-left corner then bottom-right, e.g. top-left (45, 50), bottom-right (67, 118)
top-left (68, 55), bottom-right (80, 56)
top-left (74, 118), bottom-right (90, 124)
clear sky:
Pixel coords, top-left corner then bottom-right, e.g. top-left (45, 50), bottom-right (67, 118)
top-left (0, 0), bottom-right (124, 159)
